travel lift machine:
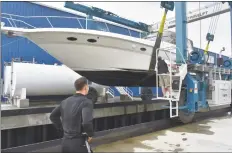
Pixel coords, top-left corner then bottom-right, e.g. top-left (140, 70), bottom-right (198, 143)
top-left (152, 1), bottom-right (232, 123)
top-left (64, 1), bottom-right (232, 123)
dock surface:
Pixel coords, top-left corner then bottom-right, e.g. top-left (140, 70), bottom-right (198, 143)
top-left (94, 114), bottom-right (232, 152)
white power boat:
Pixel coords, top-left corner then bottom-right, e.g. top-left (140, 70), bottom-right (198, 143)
top-left (2, 27), bottom-right (193, 87)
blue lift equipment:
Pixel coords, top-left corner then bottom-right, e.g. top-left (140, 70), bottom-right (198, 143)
top-left (174, 1), bottom-right (232, 123)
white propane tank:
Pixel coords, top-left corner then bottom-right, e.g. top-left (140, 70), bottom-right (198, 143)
top-left (3, 62), bottom-right (82, 97)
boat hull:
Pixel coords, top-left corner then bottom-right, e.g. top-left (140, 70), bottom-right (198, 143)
top-left (76, 70), bottom-right (157, 87)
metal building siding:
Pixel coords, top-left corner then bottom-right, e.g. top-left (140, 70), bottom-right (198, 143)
top-left (2, 2), bottom-right (79, 17)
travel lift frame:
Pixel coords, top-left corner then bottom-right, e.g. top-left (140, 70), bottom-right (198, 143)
top-left (157, 1), bottom-right (232, 123)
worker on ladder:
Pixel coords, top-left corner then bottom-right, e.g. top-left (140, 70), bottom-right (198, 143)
top-left (157, 56), bottom-right (171, 98)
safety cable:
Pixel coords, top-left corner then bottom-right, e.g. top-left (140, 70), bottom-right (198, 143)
top-left (199, 2), bottom-right (201, 48)
top-left (210, 3), bottom-right (221, 35)
top-left (208, 3), bottom-right (218, 34)
top-left (212, 3), bottom-right (222, 34)
top-left (204, 2), bottom-right (222, 64)
top-left (208, 2), bottom-right (221, 34)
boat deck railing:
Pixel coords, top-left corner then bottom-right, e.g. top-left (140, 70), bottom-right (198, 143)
top-left (2, 13), bottom-right (147, 38)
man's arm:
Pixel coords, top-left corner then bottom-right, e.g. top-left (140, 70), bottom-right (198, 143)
top-left (50, 105), bottom-right (62, 130)
top-left (82, 99), bottom-right (94, 138)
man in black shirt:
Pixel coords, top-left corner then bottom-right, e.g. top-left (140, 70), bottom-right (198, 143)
top-left (50, 77), bottom-right (94, 153)
top-left (157, 56), bottom-right (171, 98)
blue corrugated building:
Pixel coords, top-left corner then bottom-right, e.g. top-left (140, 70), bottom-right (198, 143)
top-left (1, 2), bottom-right (231, 97)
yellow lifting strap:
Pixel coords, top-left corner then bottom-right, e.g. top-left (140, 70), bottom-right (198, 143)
top-left (204, 42), bottom-right (210, 55)
top-left (158, 9), bottom-right (168, 34)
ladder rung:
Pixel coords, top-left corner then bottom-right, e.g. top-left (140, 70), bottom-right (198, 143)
top-left (152, 97), bottom-right (172, 100)
top-left (154, 97), bottom-right (179, 101)
top-left (171, 99), bottom-right (179, 101)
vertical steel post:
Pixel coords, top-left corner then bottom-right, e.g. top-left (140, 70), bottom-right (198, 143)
top-left (229, 2), bottom-right (232, 58)
top-left (0, 2), bottom-right (2, 152)
top-left (175, 2), bottom-right (187, 63)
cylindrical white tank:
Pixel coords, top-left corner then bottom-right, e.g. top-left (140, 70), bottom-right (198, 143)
top-left (3, 65), bottom-right (11, 96)
top-left (3, 62), bottom-right (82, 97)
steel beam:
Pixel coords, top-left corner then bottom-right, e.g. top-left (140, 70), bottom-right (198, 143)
top-left (230, 3), bottom-right (232, 57)
top-left (175, 2), bottom-right (187, 63)
top-left (1, 2), bottom-right (2, 152)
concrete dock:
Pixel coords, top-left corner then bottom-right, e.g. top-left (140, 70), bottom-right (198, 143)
top-left (94, 113), bottom-right (232, 152)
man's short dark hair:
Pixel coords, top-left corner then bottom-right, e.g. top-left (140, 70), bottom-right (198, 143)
top-left (74, 77), bottom-right (88, 91)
